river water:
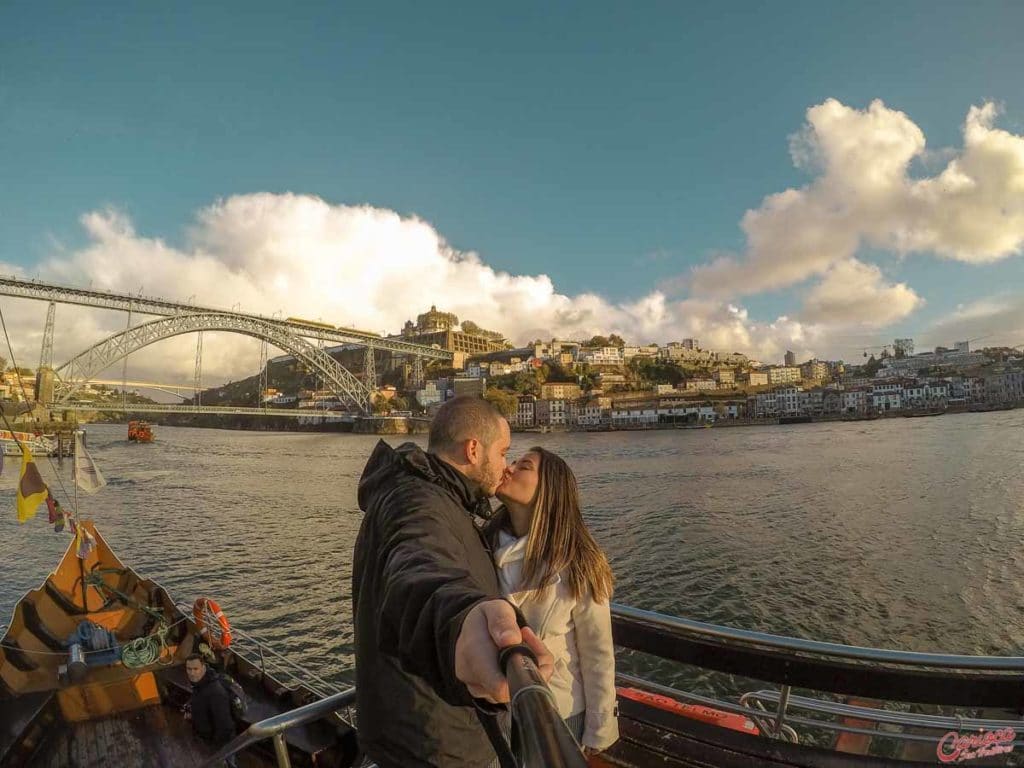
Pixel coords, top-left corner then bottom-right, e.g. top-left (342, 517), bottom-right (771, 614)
top-left (2, 412), bottom-right (1024, 691)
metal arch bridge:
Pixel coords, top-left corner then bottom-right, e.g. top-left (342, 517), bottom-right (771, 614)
top-left (0, 275), bottom-right (453, 416)
top-left (57, 402), bottom-right (354, 420)
top-left (52, 312), bottom-right (374, 412)
top-left (0, 276), bottom-right (450, 358)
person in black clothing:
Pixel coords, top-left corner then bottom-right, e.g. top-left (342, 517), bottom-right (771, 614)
top-left (185, 653), bottom-right (237, 765)
top-left (353, 396), bottom-right (554, 768)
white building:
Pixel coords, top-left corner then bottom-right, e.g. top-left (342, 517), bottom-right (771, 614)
top-left (841, 389), bottom-right (869, 413)
top-left (746, 371), bottom-right (769, 387)
top-left (871, 382), bottom-right (903, 411)
top-left (575, 403), bottom-right (605, 426)
top-left (536, 398), bottom-right (569, 426)
top-left (610, 406), bottom-right (659, 426)
top-left (622, 345), bottom-right (660, 360)
top-left (985, 369), bottom-right (1024, 403)
top-left (416, 381), bottom-right (444, 408)
top-left (714, 368), bottom-right (736, 385)
top-left (580, 347), bottom-right (624, 365)
top-left (752, 391), bottom-right (777, 418)
top-left (685, 378), bottom-right (717, 391)
top-left (768, 367), bottom-right (802, 385)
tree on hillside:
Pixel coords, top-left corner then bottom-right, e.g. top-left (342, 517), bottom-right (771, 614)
top-left (608, 333), bottom-right (626, 347)
top-left (371, 393), bottom-right (409, 415)
top-left (863, 355), bottom-right (882, 377)
top-left (629, 358), bottom-right (684, 386)
top-left (543, 363), bottom-right (577, 383)
top-left (484, 387), bottom-right (518, 418)
top-left (491, 371), bottom-right (540, 396)
top-left (586, 335), bottom-right (610, 348)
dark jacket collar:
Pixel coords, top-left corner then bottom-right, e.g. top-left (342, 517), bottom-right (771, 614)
top-left (358, 440), bottom-right (492, 518)
top-left (192, 669), bottom-right (217, 691)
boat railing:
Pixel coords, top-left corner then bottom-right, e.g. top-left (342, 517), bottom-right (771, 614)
top-left (611, 603), bottom-right (1024, 749)
top-left (740, 689), bottom-right (1024, 749)
top-left (200, 687), bottom-right (357, 768)
top-left (174, 601), bottom-right (348, 704)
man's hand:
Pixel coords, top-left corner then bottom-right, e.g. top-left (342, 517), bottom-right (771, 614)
top-left (455, 599), bottom-right (553, 703)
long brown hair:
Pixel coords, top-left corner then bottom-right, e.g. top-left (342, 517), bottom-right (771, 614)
top-left (492, 446), bottom-right (614, 603)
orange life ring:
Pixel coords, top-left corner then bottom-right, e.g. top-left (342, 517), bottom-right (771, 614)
top-left (193, 597), bottom-right (233, 650)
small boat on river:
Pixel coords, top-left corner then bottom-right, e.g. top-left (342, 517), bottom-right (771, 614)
top-left (5, 521), bottom-right (1024, 766)
top-left (127, 420), bottom-right (154, 442)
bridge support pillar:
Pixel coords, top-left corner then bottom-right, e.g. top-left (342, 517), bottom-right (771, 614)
top-left (364, 344), bottom-right (376, 390)
top-left (411, 356), bottom-right (424, 389)
top-left (36, 367), bottom-right (55, 405)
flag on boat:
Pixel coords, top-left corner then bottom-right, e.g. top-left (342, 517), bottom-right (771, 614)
top-left (16, 446), bottom-right (48, 523)
top-left (73, 432), bottom-right (106, 494)
top-left (75, 526), bottom-right (96, 560)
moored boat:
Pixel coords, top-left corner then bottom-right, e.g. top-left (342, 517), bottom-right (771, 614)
top-left (0, 430), bottom-right (58, 457)
top-left (902, 408), bottom-right (946, 418)
top-left (778, 415), bottom-right (813, 424)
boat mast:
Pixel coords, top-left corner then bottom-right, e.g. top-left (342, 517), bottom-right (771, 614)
top-left (72, 430), bottom-right (87, 612)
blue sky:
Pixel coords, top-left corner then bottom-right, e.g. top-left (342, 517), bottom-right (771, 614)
top-left (2, 1), bottom-right (1023, 370)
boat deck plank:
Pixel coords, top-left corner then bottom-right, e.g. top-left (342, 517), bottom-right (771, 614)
top-left (33, 705), bottom-right (214, 768)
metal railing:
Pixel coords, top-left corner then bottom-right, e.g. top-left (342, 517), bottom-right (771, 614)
top-left (611, 603), bottom-right (1024, 757)
top-left (610, 603), bottom-right (1024, 707)
top-left (740, 689), bottom-right (1024, 749)
top-left (176, 601), bottom-right (349, 705)
top-left (612, 603), bottom-right (1024, 670)
top-left (201, 687), bottom-right (357, 768)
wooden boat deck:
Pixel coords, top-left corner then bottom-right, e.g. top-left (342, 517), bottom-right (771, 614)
top-left (31, 705), bottom-right (215, 768)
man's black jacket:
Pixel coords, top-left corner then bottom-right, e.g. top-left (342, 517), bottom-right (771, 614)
top-left (190, 670), bottom-right (235, 747)
top-left (353, 440), bottom-right (503, 768)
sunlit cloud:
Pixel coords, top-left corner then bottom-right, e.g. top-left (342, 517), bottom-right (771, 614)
top-left (689, 99), bottom-right (1024, 323)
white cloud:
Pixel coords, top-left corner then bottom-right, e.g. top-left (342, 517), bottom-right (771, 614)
top-left (690, 99), bottom-right (1024, 300)
top-left (801, 259), bottom-right (923, 327)
top-left (0, 194), bottom-right (820, 384)
top-left (923, 294), bottom-right (1024, 351)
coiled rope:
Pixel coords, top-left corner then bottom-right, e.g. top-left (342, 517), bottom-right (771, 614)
top-left (82, 569), bottom-right (182, 668)
top-left (120, 621), bottom-right (176, 668)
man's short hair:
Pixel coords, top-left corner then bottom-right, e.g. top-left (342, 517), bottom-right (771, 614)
top-left (185, 653), bottom-right (205, 665)
top-left (428, 396), bottom-right (504, 457)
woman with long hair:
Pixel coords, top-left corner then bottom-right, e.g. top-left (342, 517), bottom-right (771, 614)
top-left (489, 446), bottom-right (618, 756)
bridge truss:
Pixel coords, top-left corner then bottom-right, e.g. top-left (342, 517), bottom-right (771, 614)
top-left (54, 313), bottom-right (373, 413)
top-left (0, 276), bottom-right (451, 358)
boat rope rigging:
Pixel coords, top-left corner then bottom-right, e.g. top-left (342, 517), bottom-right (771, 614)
top-left (0, 300), bottom-right (76, 511)
top-left (0, 616), bottom-right (188, 658)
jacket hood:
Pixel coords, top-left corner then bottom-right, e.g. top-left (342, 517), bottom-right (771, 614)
top-left (357, 440), bottom-right (491, 517)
